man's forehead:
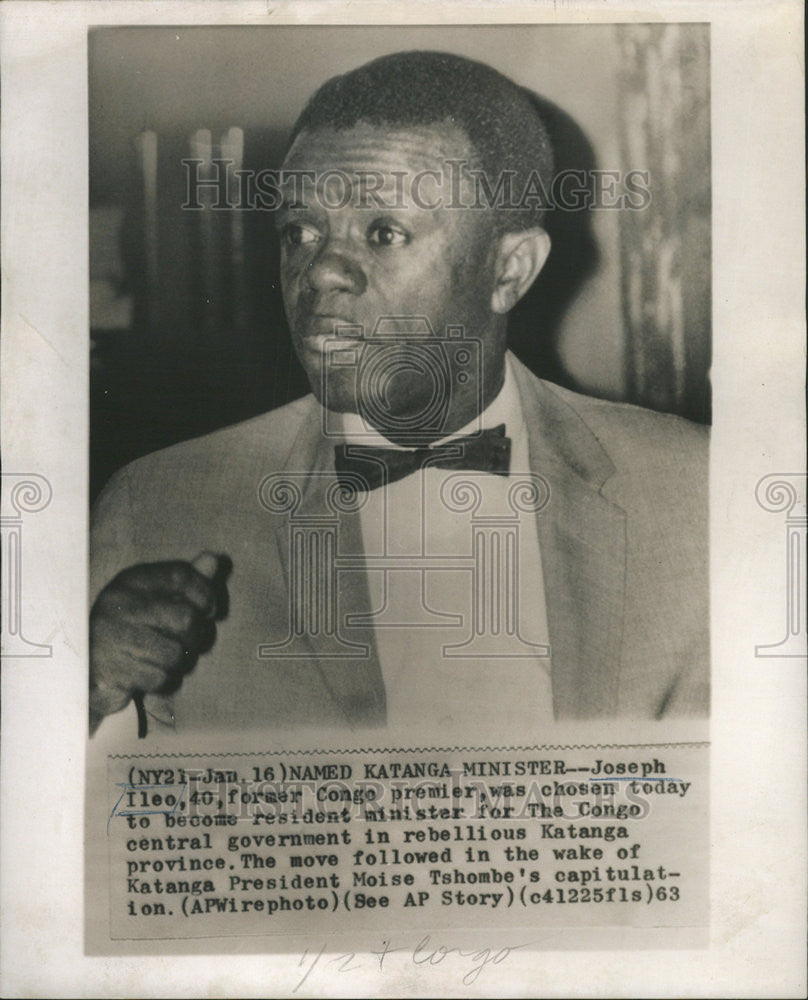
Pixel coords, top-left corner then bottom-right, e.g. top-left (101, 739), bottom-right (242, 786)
top-left (282, 121), bottom-right (474, 176)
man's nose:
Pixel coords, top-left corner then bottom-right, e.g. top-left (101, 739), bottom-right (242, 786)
top-left (304, 240), bottom-right (367, 297)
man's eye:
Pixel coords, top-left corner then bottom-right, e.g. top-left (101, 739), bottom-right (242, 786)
top-left (367, 223), bottom-right (409, 247)
top-left (280, 222), bottom-right (322, 247)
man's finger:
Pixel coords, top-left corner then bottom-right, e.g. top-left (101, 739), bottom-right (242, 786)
top-left (192, 551), bottom-right (232, 621)
top-left (134, 598), bottom-right (214, 651)
top-left (191, 551), bottom-right (221, 579)
top-left (119, 621), bottom-right (186, 673)
top-left (113, 658), bottom-right (173, 696)
top-left (91, 621), bottom-right (181, 693)
top-left (117, 561), bottom-right (218, 615)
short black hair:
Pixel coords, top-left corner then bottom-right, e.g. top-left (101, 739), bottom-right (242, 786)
top-left (289, 50), bottom-right (554, 231)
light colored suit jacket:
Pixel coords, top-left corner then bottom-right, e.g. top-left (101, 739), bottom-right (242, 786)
top-left (91, 355), bottom-right (709, 730)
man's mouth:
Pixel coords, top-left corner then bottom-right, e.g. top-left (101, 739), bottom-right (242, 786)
top-left (299, 314), bottom-right (363, 342)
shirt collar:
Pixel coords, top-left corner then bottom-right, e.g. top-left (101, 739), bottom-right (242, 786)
top-left (338, 351), bottom-right (524, 448)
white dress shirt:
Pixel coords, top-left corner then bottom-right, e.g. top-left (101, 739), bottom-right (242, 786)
top-left (341, 352), bottom-right (553, 738)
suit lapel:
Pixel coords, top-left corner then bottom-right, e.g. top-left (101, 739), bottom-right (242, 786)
top-left (271, 406), bottom-right (386, 725)
top-left (511, 357), bottom-right (627, 717)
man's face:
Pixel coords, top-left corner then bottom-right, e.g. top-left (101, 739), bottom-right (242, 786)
top-left (277, 122), bottom-right (505, 440)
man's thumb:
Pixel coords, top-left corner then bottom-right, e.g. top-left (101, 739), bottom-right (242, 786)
top-left (192, 551), bottom-right (222, 580)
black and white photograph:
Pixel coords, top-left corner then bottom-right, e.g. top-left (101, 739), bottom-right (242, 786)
top-left (0, 1), bottom-right (804, 996)
top-left (88, 24), bottom-right (711, 740)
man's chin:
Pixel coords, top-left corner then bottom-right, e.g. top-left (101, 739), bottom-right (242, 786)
top-left (307, 378), bottom-right (360, 415)
top-left (303, 371), bottom-right (448, 432)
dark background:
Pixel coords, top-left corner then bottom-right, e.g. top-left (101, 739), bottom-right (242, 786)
top-left (89, 25), bottom-right (711, 502)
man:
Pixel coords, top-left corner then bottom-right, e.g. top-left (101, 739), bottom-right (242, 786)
top-left (89, 51), bottom-right (709, 736)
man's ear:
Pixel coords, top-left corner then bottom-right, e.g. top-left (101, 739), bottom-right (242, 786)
top-left (490, 227), bottom-right (551, 314)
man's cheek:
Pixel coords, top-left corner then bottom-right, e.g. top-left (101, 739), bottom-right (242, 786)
top-left (279, 255), bottom-right (307, 296)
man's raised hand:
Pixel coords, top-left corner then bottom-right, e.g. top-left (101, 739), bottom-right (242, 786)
top-left (89, 551), bottom-right (230, 734)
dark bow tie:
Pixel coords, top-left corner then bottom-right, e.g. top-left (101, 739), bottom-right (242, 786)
top-left (334, 424), bottom-right (511, 492)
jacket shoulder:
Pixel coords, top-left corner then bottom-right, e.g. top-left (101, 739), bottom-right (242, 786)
top-left (106, 394), bottom-right (318, 489)
top-left (539, 380), bottom-right (709, 474)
